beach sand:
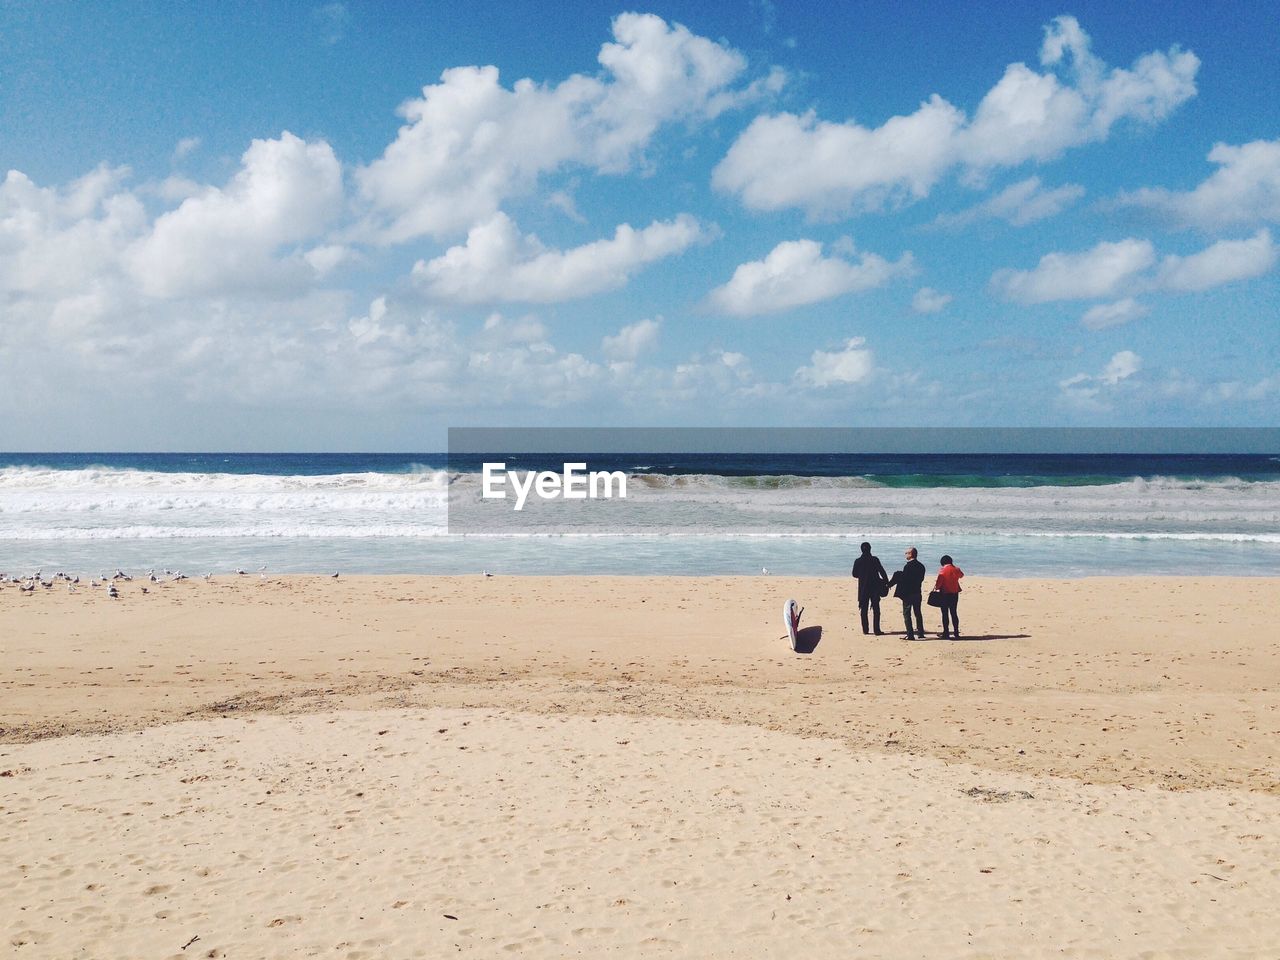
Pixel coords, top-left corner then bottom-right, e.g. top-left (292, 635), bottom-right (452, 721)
top-left (3, 575), bottom-right (1279, 957)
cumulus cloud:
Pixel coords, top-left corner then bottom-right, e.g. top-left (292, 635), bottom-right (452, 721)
top-left (602, 317), bottom-right (661, 361)
top-left (1114, 138), bottom-right (1280, 230)
top-left (708, 239), bottom-right (913, 316)
top-left (0, 165), bottom-right (145, 298)
top-left (1154, 229), bottom-right (1277, 292)
top-left (1080, 298), bottom-right (1149, 330)
top-left (795, 337), bottom-right (875, 387)
top-left (933, 176), bottom-right (1084, 228)
top-left (1059, 350), bottom-right (1142, 407)
top-left (712, 98), bottom-right (964, 218)
top-left (126, 132), bottom-right (343, 298)
top-left (911, 287), bottom-right (953, 314)
top-left (993, 230), bottom-right (1277, 303)
top-left (713, 16), bottom-right (1197, 218)
top-left (991, 238), bottom-right (1156, 303)
top-left (412, 212), bottom-right (704, 304)
top-left (357, 13), bottom-right (771, 242)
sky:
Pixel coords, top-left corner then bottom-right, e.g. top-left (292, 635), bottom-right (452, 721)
top-left (1, 0), bottom-right (1277, 450)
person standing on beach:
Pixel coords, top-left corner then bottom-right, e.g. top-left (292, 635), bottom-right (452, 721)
top-left (888, 547), bottom-right (926, 641)
top-left (934, 554), bottom-right (964, 639)
top-left (851, 541), bottom-right (889, 635)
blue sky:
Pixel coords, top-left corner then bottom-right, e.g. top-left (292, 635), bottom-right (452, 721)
top-left (1, 0), bottom-right (1277, 449)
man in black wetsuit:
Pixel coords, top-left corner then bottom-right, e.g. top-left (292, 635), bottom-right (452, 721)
top-left (851, 541), bottom-right (889, 635)
top-left (888, 546), bottom-right (927, 641)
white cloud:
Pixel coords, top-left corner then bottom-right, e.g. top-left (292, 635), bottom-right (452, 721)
top-left (1080, 298), bottom-right (1149, 330)
top-left (1114, 138), bottom-right (1280, 230)
top-left (994, 230), bottom-right (1278, 304)
top-left (546, 189), bottom-right (586, 223)
top-left (1100, 350), bottom-right (1142, 384)
top-left (713, 16), bottom-right (1197, 217)
top-left (357, 13), bottom-right (770, 242)
top-left (602, 317), bottom-right (661, 361)
top-left (1154, 229), bottom-right (1276, 292)
top-left (1059, 350), bottom-right (1142, 407)
top-left (713, 98), bottom-right (964, 218)
top-left (668, 349), bottom-right (768, 403)
top-left (0, 165), bottom-right (145, 298)
top-left (126, 132), bottom-right (343, 298)
top-left (911, 287), bottom-right (952, 314)
top-left (708, 239), bottom-right (913, 316)
top-left (172, 137), bottom-right (201, 162)
top-left (795, 337), bottom-right (874, 387)
top-left (933, 176), bottom-right (1084, 228)
top-left (412, 212), bottom-right (704, 304)
top-left (303, 244), bottom-right (353, 278)
top-left (478, 312), bottom-right (550, 347)
top-left (991, 238), bottom-right (1156, 303)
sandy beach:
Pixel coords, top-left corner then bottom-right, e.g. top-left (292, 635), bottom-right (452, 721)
top-left (4, 575), bottom-right (1280, 957)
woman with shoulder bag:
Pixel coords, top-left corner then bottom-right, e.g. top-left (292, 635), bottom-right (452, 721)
top-left (931, 554), bottom-right (964, 639)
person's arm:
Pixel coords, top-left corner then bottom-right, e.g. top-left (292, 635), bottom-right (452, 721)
top-left (877, 560), bottom-right (888, 582)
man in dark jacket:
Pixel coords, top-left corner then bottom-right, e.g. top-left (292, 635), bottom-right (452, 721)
top-left (887, 546), bottom-right (927, 641)
top-left (851, 541), bottom-right (889, 635)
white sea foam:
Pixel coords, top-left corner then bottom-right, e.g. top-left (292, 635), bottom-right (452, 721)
top-left (2, 466), bottom-right (1279, 575)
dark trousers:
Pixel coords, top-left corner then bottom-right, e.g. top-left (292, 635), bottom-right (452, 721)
top-left (901, 598), bottom-right (924, 637)
top-left (858, 594), bottom-right (881, 633)
top-left (940, 594), bottom-right (960, 636)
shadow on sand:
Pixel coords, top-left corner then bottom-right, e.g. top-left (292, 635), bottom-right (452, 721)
top-left (792, 625), bottom-right (823, 654)
top-left (897, 631), bottom-right (1031, 642)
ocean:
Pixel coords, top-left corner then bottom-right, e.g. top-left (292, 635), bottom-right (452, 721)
top-left (1, 452), bottom-right (1278, 577)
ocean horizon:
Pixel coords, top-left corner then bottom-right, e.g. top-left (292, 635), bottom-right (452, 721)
top-left (2, 451), bottom-right (1277, 578)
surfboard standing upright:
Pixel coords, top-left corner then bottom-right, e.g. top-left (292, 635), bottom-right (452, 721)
top-left (783, 599), bottom-right (802, 652)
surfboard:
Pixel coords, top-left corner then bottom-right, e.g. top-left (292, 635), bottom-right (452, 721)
top-left (783, 598), bottom-right (802, 651)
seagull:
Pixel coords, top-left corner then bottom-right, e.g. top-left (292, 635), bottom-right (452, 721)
top-left (762, 567), bottom-right (769, 575)
top-left (331, 572), bottom-right (339, 578)
top-left (107, 584), bottom-right (119, 599)
top-left (483, 569), bottom-right (492, 577)
top-left (236, 568), bottom-right (247, 575)
top-left (150, 572), bottom-right (159, 582)
top-left (141, 587), bottom-right (149, 595)
top-left (19, 582), bottom-right (34, 593)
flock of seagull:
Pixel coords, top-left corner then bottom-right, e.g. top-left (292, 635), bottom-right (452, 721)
top-left (0, 566), bottom-right (344, 599)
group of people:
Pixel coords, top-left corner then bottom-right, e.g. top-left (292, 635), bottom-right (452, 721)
top-left (851, 542), bottom-right (964, 641)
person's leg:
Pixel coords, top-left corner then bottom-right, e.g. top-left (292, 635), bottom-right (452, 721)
top-left (901, 599), bottom-right (914, 638)
top-left (940, 597), bottom-right (952, 637)
top-left (858, 595), bottom-right (870, 633)
top-left (871, 595), bottom-right (882, 634)
top-left (911, 601), bottom-right (924, 636)
top-left (951, 597), bottom-right (960, 638)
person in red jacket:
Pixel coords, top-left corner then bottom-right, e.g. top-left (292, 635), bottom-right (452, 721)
top-left (933, 554), bottom-right (964, 639)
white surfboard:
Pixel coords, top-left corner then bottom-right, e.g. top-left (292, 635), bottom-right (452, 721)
top-left (783, 598), bottom-right (802, 651)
